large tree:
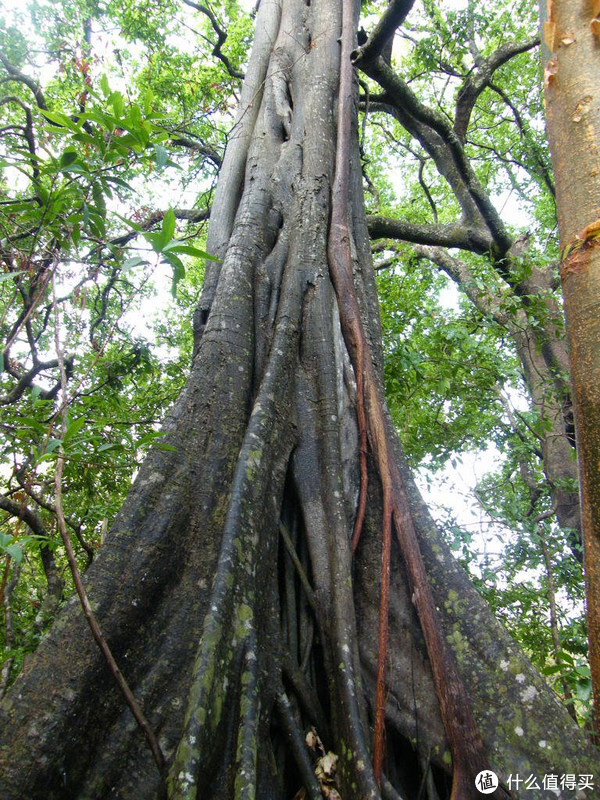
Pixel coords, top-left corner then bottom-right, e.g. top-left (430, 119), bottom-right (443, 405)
top-left (0, 1), bottom-right (598, 799)
top-left (541, 0), bottom-right (600, 735)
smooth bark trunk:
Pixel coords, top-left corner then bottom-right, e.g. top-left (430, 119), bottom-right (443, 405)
top-left (542, 0), bottom-right (600, 734)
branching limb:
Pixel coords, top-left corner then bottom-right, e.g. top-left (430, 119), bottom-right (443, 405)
top-left (352, 0), bottom-right (416, 67)
top-left (488, 82), bottom-right (555, 198)
top-left (360, 58), bottom-right (513, 258)
top-left (182, 0), bottom-right (245, 80)
top-left (0, 96), bottom-right (40, 182)
top-left (413, 244), bottom-right (509, 325)
top-left (168, 135), bottom-right (223, 168)
top-left (454, 37), bottom-right (539, 142)
top-left (368, 215), bottom-right (492, 254)
top-left (0, 52), bottom-right (47, 109)
top-left (0, 355), bottom-right (73, 406)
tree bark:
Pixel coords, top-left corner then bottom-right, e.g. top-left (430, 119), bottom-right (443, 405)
top-left (541, 0), bottom-right (600, 734)
top-left (0, 2), bottom-right (598, 798)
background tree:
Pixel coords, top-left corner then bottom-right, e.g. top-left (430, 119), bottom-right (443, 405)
top-left (0, 1), bottom-right (597, 798)
top-left (541, 0), bottom-right (600, 735)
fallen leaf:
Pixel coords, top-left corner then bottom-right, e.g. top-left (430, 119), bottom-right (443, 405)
top-left (593, 0), bottom-right (600, 16)
top-left (320, 752), bottom-right (338, 776)
top-left (591, 18), bottom-right (600, 36)
top-left (561, 37), bottom-right (574, 46)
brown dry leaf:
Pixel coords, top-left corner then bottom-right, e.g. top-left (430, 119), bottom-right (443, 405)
top-left (544, 21), bottom-right (557, 50)
top-left (320, 752), bottom-right (338, 777)
top-left (593, 0), bottom-right (600, 17)
top-left (591, 18), bottom-right (600, 36)
top-left (546, 0), bottom-right (553, 20)
top-left (306, 726), bottom-right (325, 755)
top-left (544, 57), bottom-right (558, 87)
top-left (292, 790), bottom-right (307, 800)
top-left (305, 730), bottom-right (317, 751)
top-left (561, 36), bottom-right (574, 45)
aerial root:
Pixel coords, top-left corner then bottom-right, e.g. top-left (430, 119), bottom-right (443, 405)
top-left (276, 691), bottom-right (323, 800)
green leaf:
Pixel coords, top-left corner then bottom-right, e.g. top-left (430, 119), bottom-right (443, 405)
top-left (143, 231), bottom-right (165, 252)
top-left (122, 256), bottom-right (148, 272)
top-left (97, 442), bottom-right (124, 452)
top-left (556, 650), bottom-right (575, 665)
top-left (154, 144), bottom-right (168, 167)
top-left (110, 91), bottom-right (125, 118)
top-left (63, 416), bottom-right (85, 443)
top-left (0, 271), bottom-right (19, 282)
top-left (161, 252), bottom-right (185, 295)
top-left (575, 679), bottom-right (592, 702)
top-left (105, 176), bottom-right (135, 192)
top-left (40, 109), bottom-right (80, 131)
top-left (156, 442), bottom-right (177, 452)
top-left (161, 209), bottom-right (176, 245)
top-left (164, 243), bottom-right (219, 261)
top-left (113, 212), bottom-right (143, 232)
top-left (5, 544), bottom-right (23, 563)
top-left (60, 149), bottom-right (78, 168)
top-left (541, 664), bottom-right (563, 676)
top-left (44, 437), bottom-right (63, 455)
top-left (92, 183), bottom-right (106, 217)
top-left (144, 87), bottom-right (154, 115)
top-left (100, 74), bottom-right (110, 97)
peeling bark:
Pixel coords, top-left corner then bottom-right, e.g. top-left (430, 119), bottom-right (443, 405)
top-left (542, 0), bottom-right (600, 735)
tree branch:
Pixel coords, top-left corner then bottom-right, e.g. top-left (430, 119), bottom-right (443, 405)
top-left (352, 0), bottom-right (416, 67)
top-left (413, 244), bottom-right (510, 326)
top-left (360, 57), bottom-right (514, 258)
top-left (169, 135), bottom-right (222, 168)
top-left (367, 214), bottom-right (493, 254)
top-left (0, 495), bottom-right (50, 538)
top-left (182, 0), bottom-right (244, 80)
top-left (0, 52), bottom-right (47, 109)
top-left (454, 37), bottom-right (539, 142)
top-left (0, 355), bottom-right (73, 406)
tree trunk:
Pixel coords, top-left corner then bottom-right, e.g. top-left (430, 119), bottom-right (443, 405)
top-left (0, 2), bottom-right (598, 798)
top-left (542, 0), bottom-right (600, 734)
